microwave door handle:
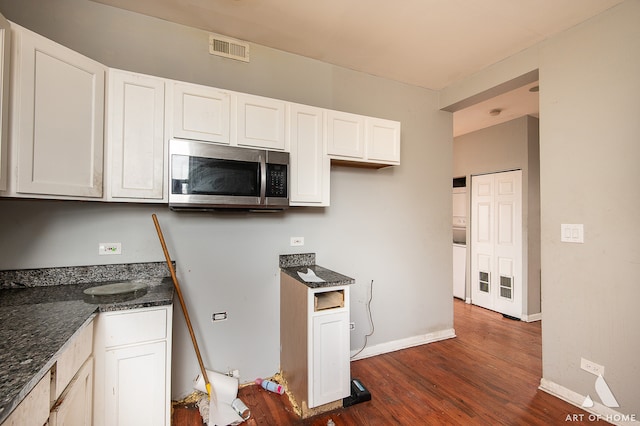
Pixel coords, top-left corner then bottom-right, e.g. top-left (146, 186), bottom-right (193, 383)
top-left (259, 154), bottom-right (266, 204)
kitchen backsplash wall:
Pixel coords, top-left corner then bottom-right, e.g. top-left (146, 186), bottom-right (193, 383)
top-left (0, 0), bottom-right (454, 399)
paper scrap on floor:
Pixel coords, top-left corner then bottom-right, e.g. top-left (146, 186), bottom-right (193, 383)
top-left (297, 268), bottom-right (325, 283)
top-left (194, 369), bottom-right (246, 425)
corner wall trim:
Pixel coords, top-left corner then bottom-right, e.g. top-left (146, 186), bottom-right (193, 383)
top-left (539, 378), bottom-right (639, 425)
top-left (522, 312), bottom-right (542, 322)
top-left (349, 328), bottom-right (456, 361)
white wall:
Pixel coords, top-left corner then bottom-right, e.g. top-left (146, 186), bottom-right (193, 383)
top-left (444, 0), bottom-right (640, 418)
top-left (538, 0), bottom-right (640, 417)
top-left (0, 0), bottom-right (454, 398)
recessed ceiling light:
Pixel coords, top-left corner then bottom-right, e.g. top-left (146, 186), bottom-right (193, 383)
top-left (489, 108), bottom-right (502, 116)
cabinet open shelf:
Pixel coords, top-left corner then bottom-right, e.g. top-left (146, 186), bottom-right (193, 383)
top-left (314, 290), bottom-right (344, 311)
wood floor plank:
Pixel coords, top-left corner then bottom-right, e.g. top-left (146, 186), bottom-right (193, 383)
top-left (173, 299), bottom-right (608, 425)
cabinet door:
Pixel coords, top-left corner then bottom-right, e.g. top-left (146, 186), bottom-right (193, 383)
top-left (3, 371), bottom-right (50, 426)
top-left (326, 110), bottom-right (365, 159)
top-left (172, 82), bottom-right (230, 144)
top-left (366, 117), bottom-right (400, 164)
top-left (311, 311), bottom-right (350, 407)
top-left (105, 341), bottom-right (168, 426)
top-left (107, 70), bottom-right (166, 200)
top-left (236, 93), bottom-right (286, 150)
top-left (0, 13), bottom-right (10, 191)
top-left (49, 357), bottom-right (93, 426)
top-left (288, 104), bottom-right (329, 206)
top-left (13, 24), bottom-right (105, 198)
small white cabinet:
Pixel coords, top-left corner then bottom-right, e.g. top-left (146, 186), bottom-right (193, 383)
top-left (93, 305), bottom-right (172, 426)
top-left (312, 310), bottom-right (350, 406)
top-left (107, 69), bottom-right (166, 201)
top-left (326, 110), bottom-right (365, 159)
top-left (11, 23), bottom-right (105, 198)
top-left (235, 93), bottom-right (286, 150)
top-left (171, 81), bottom-right (231, 144)
top-left (366, 117), bottom-right (401, 164)
top-left (288, 103), bottom-right (329, 206)
top-left (0, 13), bottom-right (10, 191)
top-left (280, 272), bottom-right (350, 416)
top-left (327, 110), bottom-right (400, 166)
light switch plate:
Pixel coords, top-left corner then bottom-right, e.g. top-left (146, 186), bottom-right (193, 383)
top-left (561, 224), bottom-right (584, 243)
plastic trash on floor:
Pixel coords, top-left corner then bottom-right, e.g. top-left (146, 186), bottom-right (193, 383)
top-left (194, 369), bottom-right (250, 425)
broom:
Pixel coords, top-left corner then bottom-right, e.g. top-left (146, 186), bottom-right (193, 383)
top-left (152, 213), bottom-right (212, 398)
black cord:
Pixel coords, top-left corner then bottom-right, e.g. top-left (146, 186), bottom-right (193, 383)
top-left (351, 279), bottom-right (374, 359)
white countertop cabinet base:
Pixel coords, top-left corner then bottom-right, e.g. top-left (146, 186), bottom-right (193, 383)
top-left (93, 305), bottom-right (173, 426)
top-left (280, 272), bottom-right (350, 417)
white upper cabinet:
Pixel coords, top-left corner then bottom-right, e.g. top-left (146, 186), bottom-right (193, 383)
top-left (0, 13), bottom-right (10, 191)
top-left (326, 110), bottom-right (365, 159)
top-left (107, 69), bottom-right (166, 201)
top-left (12, 23), bottom-right (105, 198)
top-left (327, 110), bottom-right (401, 166)
top-left (171, 82), bottom-right (231, 144)
top-left (235, 93), bottom-right (286, 150)
top-left (288, 103), bottom-right (329, 206)
top-left (366, 117), bottom-right (401, 165)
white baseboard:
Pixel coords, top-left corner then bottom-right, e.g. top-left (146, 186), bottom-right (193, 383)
top-left (539, 378), bottom-right (639, 425)
top-left (349, 328), bottom-right (456, 361)
top-left (521, 312), bottom-right (542, 322)
top-left (465, 298), bottom-right (472, 304)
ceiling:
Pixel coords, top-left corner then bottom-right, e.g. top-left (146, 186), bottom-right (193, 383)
top-left (91, 0), bottom-right (623, 134)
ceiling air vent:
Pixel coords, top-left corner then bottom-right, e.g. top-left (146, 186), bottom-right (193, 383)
top-left (208, 34), bottom-right (250, 62)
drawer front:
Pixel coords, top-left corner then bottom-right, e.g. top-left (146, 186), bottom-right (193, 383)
top-left (54, 320), bottom-right (94, 400)
top-left (3, 371), bottom-right (50, 426)
top-left (103, 307), bottom-right (168, 347)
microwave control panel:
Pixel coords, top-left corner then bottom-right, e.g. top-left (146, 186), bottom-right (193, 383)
top-left (266, 164), bottom-right (288, 197)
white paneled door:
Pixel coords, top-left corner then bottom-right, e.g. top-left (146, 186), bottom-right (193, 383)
top-left (471, 170), bottom-right (522, 318)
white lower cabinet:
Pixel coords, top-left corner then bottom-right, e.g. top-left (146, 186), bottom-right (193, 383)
top-left (280, 272), bottom-right (350, 415)
top-left (49, 357), bottom-right (94, 426)
top-left (3, 320), bottom-right (94, 426)
top-left (312, 311), bottom-right (350, 406)
top-left (2, 371), bottom-right (50, 426)
top-left (93, 305), bottom-right (173, 426)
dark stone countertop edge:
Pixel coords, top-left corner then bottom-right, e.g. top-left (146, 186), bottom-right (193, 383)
top-left (0, 272), bottom-right (174, 424)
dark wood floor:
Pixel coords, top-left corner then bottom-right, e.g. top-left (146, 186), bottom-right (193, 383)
top-left (174, 299), bottom-right (607, 425)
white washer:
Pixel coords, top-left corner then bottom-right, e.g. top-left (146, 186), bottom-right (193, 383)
top-left (453, 243), bottom-right (466, 299)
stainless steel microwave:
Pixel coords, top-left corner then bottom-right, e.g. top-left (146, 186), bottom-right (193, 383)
top-left (168, 139), bottom-right (289, 211)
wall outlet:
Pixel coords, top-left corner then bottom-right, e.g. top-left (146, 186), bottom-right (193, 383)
top-left (290, 237), bottom-right (304, 246)
top-left (228, 369), bottom-right (240, 378)
top-left (581, 357), bottom-right (604, 376)
top-left (98, 242), bottom-right (121, 255)
top-left (212, 312), bottom-right (228, 322)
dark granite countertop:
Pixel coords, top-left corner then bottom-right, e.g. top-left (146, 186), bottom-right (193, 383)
top-left (0, 263), bottom-right (174, 424)
top-left (279, 253), bottom-right (355, 288)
